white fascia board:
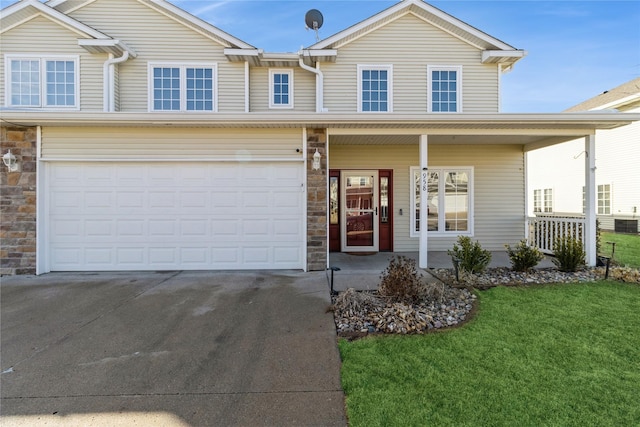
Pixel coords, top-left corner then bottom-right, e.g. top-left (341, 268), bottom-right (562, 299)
top-left (310, 0), bottom-right (516, 51)
top-left (224, 48), bottom-right (262, 57)
top-left (2, 0), bottom-right (111, 40)
top-left (301, 49), bottom-right (337, 57)
top-left (590, 94), bottom-right (640, 111)
top-left (2, 112), bottom-right (638, 130)
top-left (262, 52), bottom-right (300, 61)
top-left (145, 0), bottom-right (255, 49)
top-left (482, 50), bottom-right (528, 63)
top-left (45, 0), bottom-right (70, 6)
top-left (78, 39), bottom-right (138, 57)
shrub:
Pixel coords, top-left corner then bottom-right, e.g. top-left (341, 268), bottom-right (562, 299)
top-left (447, 236), bottom-right (492, 274)
top-left (505, 240), bottom-right (544, 272)
top-left (552, 236), bottom-right (586, 272)
top-left (378, 256), bottom-right (422, 303)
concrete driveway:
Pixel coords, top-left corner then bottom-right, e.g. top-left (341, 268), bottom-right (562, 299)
top-left (1, 271), bottom-right (346, 426)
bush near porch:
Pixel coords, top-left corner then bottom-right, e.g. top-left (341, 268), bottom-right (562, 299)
top-left (339, 281), bottom-right (640, 426)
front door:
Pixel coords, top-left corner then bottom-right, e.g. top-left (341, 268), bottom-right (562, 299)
top-left (341, 171), bottom-right (379, 252)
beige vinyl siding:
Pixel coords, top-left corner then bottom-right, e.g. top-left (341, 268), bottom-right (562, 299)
top-left (50, 0), bottom-right (94, 14)
top-left (41, 127), bottom-right (304, 160)
top-left (0, 16), bottom-right (104, 111)
top-left (249, 68), bottom-right (316, 112)
top-left (67, 0), bottom-right (245, 112)
top-left (321, 14), bottom-right (499, 113)
top-left (330, 143), bottom-right (524, 251)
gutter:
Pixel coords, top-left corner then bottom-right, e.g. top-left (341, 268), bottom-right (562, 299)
top-left (103, 51), bottom-right (131, 112)
top-left (298, 50), bottom-right (325, 113)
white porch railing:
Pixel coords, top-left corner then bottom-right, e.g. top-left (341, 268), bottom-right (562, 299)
top-left (527, 215), bottom-right (586, 255)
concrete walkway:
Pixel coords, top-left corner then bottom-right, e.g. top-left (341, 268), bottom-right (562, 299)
top-left (1, 271), bottom-right (346, 426)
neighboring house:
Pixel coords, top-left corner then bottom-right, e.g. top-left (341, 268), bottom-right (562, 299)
top-left (528, 78), bottom-right (640, 234)
top-left (1, 0), bottom-right (638, 275)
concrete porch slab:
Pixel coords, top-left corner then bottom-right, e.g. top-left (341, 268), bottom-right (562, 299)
top-left (327, 251), bottom-right (556, 291)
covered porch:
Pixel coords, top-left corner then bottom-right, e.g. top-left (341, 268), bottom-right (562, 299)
top-left (326, 113), bottom-right (639, 270)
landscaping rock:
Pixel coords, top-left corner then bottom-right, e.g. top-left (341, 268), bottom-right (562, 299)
top-left (431, 267), bottom-right (601, 289)
top-left (331, 284), bottom-right (476, 336)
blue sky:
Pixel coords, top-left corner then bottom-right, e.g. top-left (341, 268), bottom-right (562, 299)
top-left (3, 0), bottom-right (639, 112)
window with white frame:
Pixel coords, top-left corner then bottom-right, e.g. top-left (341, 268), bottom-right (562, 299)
top-left (411, 167), bottom-right (472, 236)
top-left (543, 188), bottom-right (553, 213)
top-left (534, 189), bottom-right (542, 213)
top-left (598, 184), bottom-right (611, 215)
top-left (269, 69), bottom-right (293, 108)
top-left (149, 63), bottom-right (216, 112)
top-left (428, 66), bottom-right (461, 113)
top-left (358, 65), bottom-right (392, 112)
top-left (6, 55), bottom-right (78, 108)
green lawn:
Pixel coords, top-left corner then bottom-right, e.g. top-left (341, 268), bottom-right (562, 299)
top-left (601, 232), bottom-right (640, 268)
top-left (339, 282), bottom-right (640, 426)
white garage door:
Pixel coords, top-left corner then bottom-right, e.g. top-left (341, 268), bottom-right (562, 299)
top-left (47, 162), bottom-right (304, 271)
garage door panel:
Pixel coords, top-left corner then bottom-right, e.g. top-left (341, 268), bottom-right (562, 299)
top-left (48, 163), bottom-right (305, 271)
top-left (149, 191), bottom-right (178, 209)
top-left (149, 219), bottom-right (177, 236)
top-left (180, 192), bottom-right (208, 209)
top-left (115, 167), bottom-right (145, 185)
top-left (85, 192), bottom-right (113, 209)
top-left (117, 248), bottom-right (145, 265)
top-left (211, 220), bottom-right (240, 236)
top-left (86, 248), bottom-right (113, 265)
top-left (243, 192), bottom-right (269, 208)
top-left (86, 220), bottom-right (113, 237)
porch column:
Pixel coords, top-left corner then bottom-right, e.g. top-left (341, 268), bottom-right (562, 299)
top-left (584, 134), bottom-right (597, 266)
top-left (419, 135), bottom-right (428, 269)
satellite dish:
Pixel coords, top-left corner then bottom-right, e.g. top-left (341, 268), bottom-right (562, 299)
top-left (305, 9), bottom-right (324, 31)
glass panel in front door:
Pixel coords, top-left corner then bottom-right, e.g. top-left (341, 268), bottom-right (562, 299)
top-left (341, 171), bottom-right (379, 251)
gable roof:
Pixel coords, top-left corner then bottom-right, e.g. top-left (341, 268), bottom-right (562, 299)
top-left (1, 0), bottom-right (110, 39)
top-left (1, 0), bottom-right (137, 56)
top-left (45, 0), bottom-right (255, 49)
top-left (309, 0), bottom-right (525, 65)
top-left (565, 77), bottom-right (640, 112)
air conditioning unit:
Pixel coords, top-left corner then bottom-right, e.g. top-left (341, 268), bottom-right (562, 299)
top-left (614, 219), bottom-right (638, 234)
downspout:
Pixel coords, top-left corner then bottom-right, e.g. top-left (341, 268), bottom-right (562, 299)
top-left (298, 50), bottom-right (324, 113)
top-left (245, 61), bottom-right (250, 113)
top-left (103, 50), bottom-right (130, 112)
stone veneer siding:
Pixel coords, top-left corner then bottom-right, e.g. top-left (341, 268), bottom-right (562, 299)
top-left (306, 128), bottom-right (328, 271)
top-left (1, 126), bottom-right (37, 275)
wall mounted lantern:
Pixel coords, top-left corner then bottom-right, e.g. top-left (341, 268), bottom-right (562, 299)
top-left (2, 150), bottom-right (20, 172)
top-left (312, 148), bottom-right (321, 171)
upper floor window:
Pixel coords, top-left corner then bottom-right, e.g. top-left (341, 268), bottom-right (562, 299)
top-left (269, 69), bottom-right (293, 109)
top-left (6, 55), bottom-right (78, 109)
top-left (428, 66), bottom-right (462, 113)
top-left (358, 65), bottom-right (392, 112)
top-left (149, 63), bottom-right (217, 112)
